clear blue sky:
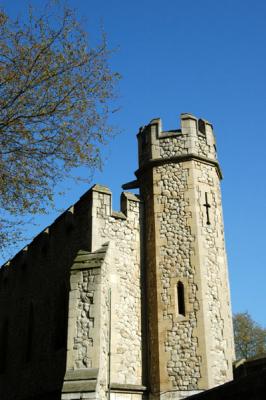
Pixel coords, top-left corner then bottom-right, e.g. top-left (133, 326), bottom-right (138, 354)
top-left (1, 0), bottom-right (266, 327)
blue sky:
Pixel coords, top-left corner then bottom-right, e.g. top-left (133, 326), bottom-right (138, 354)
top-left (1, 0), bottom-right (266, 327)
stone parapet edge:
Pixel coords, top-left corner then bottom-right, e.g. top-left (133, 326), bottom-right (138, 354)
top-left (110, 383), bottom-right (147, 394)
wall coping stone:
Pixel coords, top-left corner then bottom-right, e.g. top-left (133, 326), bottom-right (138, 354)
top-left (64, 368), bottom-right (98, 381)
top-left (110, 383), bottom-right (147, 394)
top-left (62, 380), bottom-right (96, 393)
top-left (111, 211), bottom-right (127, 220)
top-left (71, 243), bottom-right (109, 270)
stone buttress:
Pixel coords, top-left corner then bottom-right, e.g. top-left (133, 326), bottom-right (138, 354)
top-left (62, 186), bottom-right (146, 400)
top-left (0, 184), bottom-right (145, 400)
top-left (133, 113), bottom-right (235, 399)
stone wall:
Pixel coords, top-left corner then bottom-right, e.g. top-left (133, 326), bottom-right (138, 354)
top-left (155, 161), bottom-right (201, 390)
top-left (89, 187), bottom-right (144, 397)
top-left (0, 190), bottom-right (94, 400)
top-left (193, 161), bottom-right (233, 386)
top-left (62, 186), bottom-right (145, 400)
top-left (0, 112), bottom-right (234, 400)
top-left (0, 185), bottom-right (145, 400)
top-left (137, 113), bottom-right (234, 399)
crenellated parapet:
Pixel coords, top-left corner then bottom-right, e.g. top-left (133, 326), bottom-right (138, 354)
top-left (0, 184), bottom-right (143, 400)
top-left (136, 113), bottom-right (221, 180)
top-left (135, 113), bottom-right (234, 399)
top-left (0, 185), bottom-right (140, 275)
top-left (0, 111), bottom-right (234, 400)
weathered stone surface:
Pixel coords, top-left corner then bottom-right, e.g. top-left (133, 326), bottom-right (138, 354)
top-left (62, 379), bottom-right (97, 393)
top-left (137, 114), bottom-right (234, 397)
top-left (64, 368), bottom-right (98, 381)
top-left (0, 113), bottom-right (234, 400)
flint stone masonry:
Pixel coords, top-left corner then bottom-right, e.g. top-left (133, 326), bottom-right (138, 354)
top-left (136, 113), bottom-right (234, 398)
top-left (0, 113), bottom-right (234, 400)
top-left (155, 162), bottom-right (201, 390)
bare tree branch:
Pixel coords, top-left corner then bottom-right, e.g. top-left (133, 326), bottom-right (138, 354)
top-left (0, 2), bottom-right (119, 253)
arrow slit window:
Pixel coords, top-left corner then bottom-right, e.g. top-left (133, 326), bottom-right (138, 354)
top-left (177, 281), bottom-right (185, 317)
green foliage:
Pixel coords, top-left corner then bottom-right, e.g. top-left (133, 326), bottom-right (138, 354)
top-left (233, 312), bottom-right (266, 360)
top-left (0, 2), bottom-right (119, 252)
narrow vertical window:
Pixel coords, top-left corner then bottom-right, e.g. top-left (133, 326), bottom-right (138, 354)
top-left (25, 302), bottom-right (34, 362)
top-left (177, 281), bottom-right (185, 317)
top-left (0, 319), bottom-right (8, 373)
top-left (198, 119), bottom-right (206, 136)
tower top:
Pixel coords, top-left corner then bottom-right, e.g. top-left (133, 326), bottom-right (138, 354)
top-left (136, 113), bottom-right (221, 179)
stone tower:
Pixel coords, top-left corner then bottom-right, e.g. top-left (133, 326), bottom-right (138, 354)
top-left (0, 112), bottom-right (235, 400)
top-left (135, 113), bottom-right (235, 399)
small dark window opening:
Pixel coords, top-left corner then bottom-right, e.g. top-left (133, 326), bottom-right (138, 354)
top-left (177, 281), bottom-right (185, 316)
top-left (0, 319), bottom-right (8, 373)
top-left (198, 119), bottom-right (206, 136)
top-left (25, 302), bottom-right (34, 363)
top-left (54, 283), bottom-right (69, 351)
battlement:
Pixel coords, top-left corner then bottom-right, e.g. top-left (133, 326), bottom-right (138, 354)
top-left (137, 113), bottom-right (218, 170)
top-left (0, 185), bottom-right (141, 275)
top-left (0, 112), bottom-right (234, 400)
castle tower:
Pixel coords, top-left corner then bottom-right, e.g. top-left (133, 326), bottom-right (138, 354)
top-left (0, 112), bottom-right (235, 400)
top-left (136, 113), bottom-right (235, 399)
